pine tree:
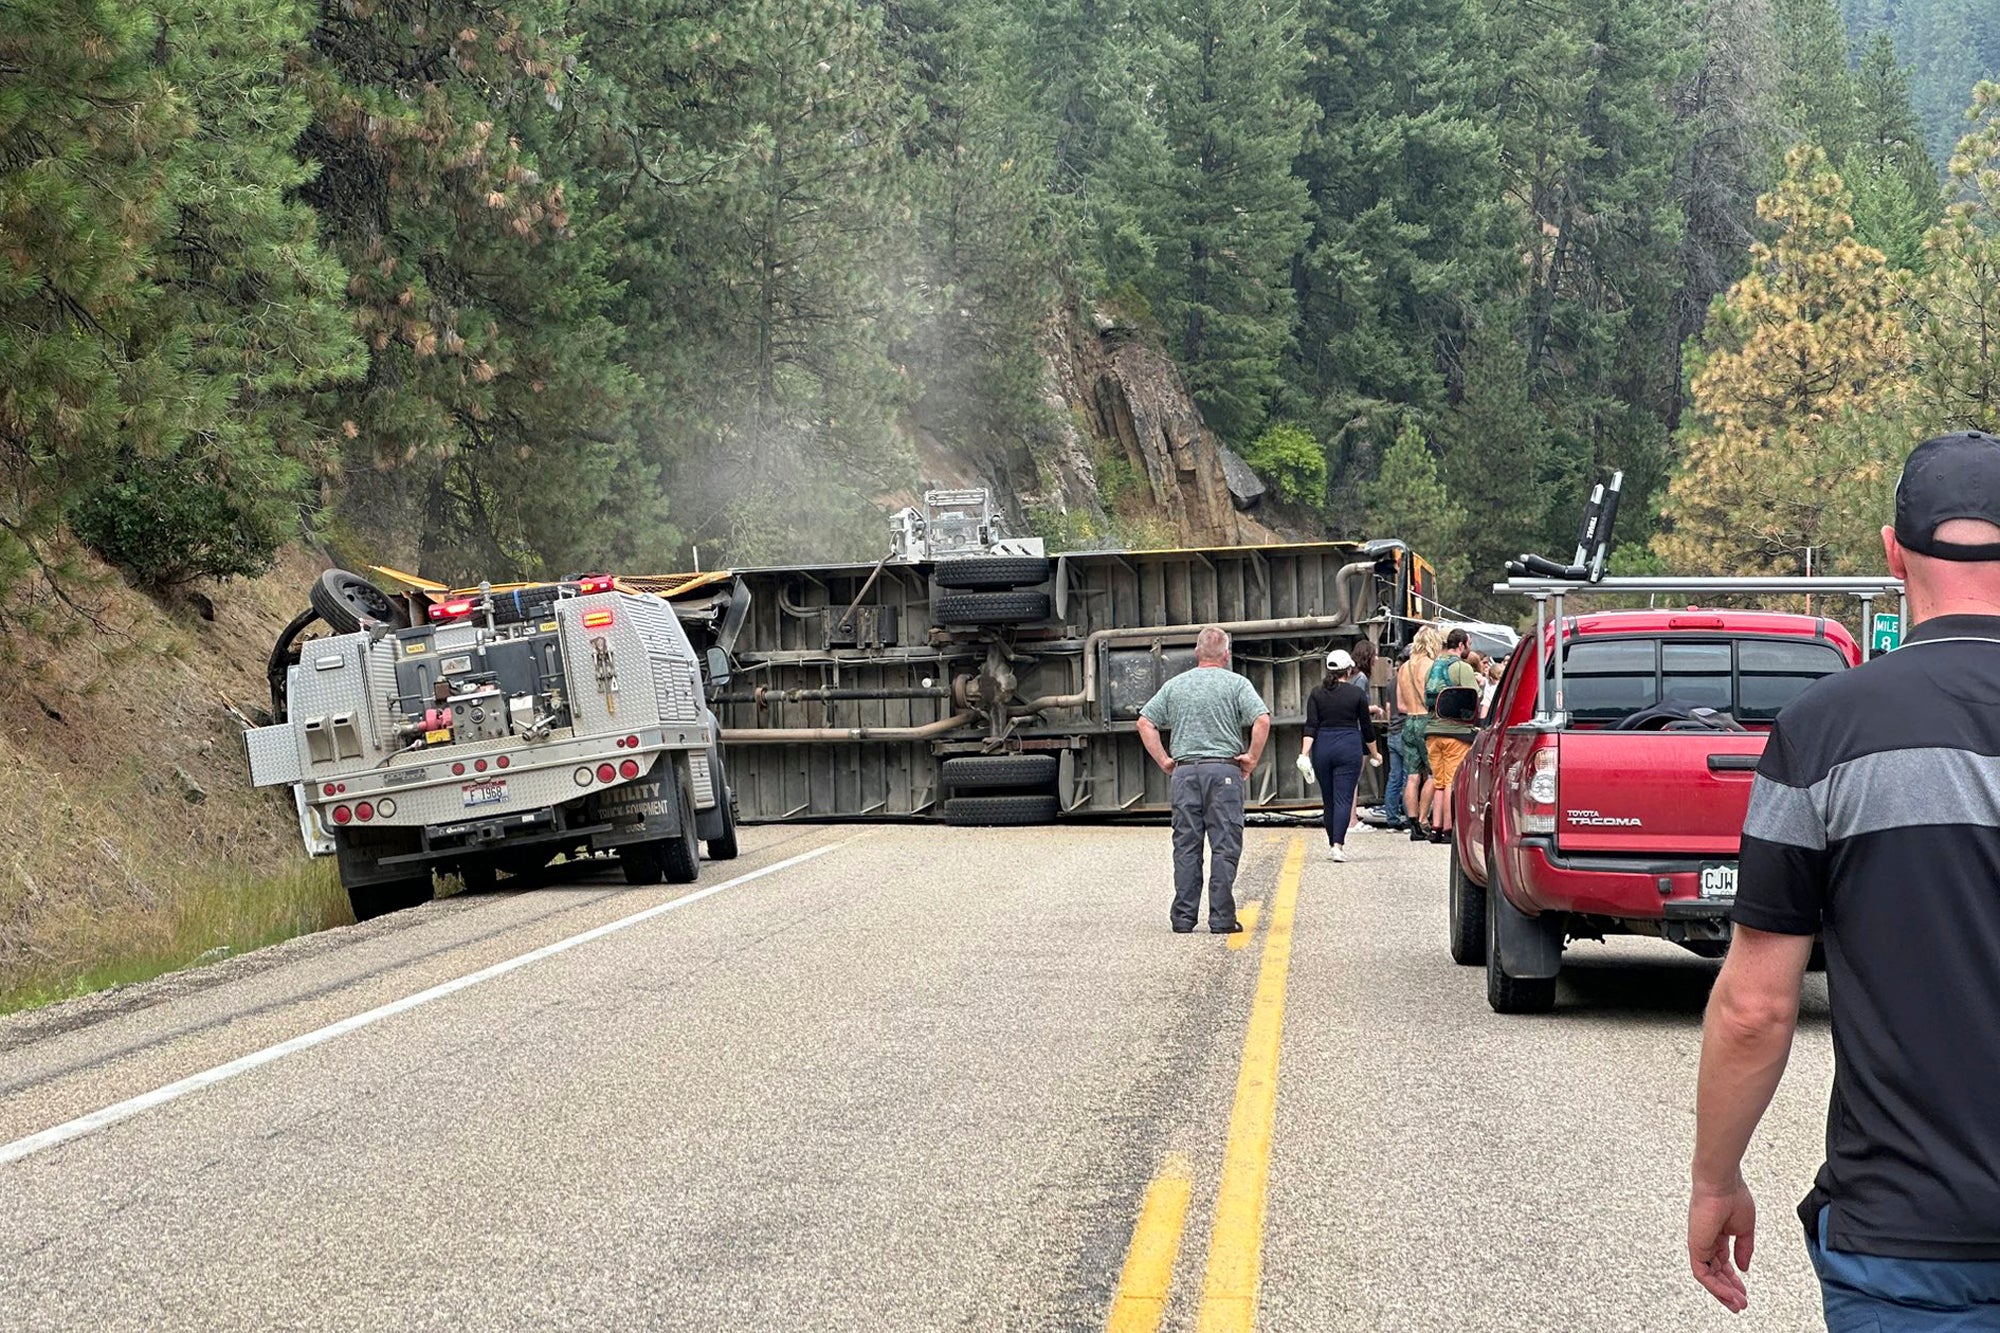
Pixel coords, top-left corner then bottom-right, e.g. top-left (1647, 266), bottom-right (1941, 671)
top-left (1288, 0), bottom-right (1513, 478)
top-left (1909, 82), bottom-right (2000, 430)
top-left (1655, 148), bottom-right (1912, 576)
top-left (1842, 32), bottom-right (1942, 271)
top-left (1438, 316), bottom-right (1554, 609)
top-left (583, 0), bottom-right (918, 564)
top-left (1773, 0), bottom-right (1858, 158)
top-left (1126, 0), bottom-right (1315, 445)
top-left (1, 0), bottom-right (361, 597)
top-left (1362, 420), bottom-right (1470, 602)
top-left (292, 0), bottom-right (651, 581)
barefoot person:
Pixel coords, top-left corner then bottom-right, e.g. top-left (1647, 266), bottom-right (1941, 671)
top-left (1688, 431), bottom-right (2000, 1328)
top-left (1136, 627), bottom-right (1271, 934)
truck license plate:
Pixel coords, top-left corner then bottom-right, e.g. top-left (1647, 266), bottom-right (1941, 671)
top-left (1699, 863), bottom-right (1738, 901)
top-left (462, 779), bottom-right (508, 808)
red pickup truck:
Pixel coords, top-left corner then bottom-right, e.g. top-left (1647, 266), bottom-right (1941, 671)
top-left (1449, 608), bottom-right (1863, 1013)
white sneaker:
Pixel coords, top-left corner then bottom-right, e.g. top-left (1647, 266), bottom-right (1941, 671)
top-left (1349, 821), bottom-right (1371, 834)
top-left (1330, 845), bottom-right (1348, 863)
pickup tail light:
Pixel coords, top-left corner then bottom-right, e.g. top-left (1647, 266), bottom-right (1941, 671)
top-left (1520, 744), bottom-right (1558, 835)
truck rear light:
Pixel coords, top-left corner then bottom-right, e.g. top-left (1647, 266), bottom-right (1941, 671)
top-left (496, 755), bottom-right (509, 769)
top-left (452, 762), bottom-right (466, 776)
top-left (1669, 614), bottom-right (1726, 629)
top-left (573, 767), bottom-right (592, 787)
top-left (597, 763), bottom-right (617, 783)
top-left (377, 798), bottom-right (396, 818)
top-left (578, 575), bottom-right (615, 594)
top-left (430, 598), bottom-right (476, 622)
top-left (474, 759), bottom-right (488, 773)
top-left (582, 609), bottom-right (615, 629)
top-left (355, 802), bottom-right (374, 822)
top-left (625, 735), bottom-right (638, 749)
top-left (322, 783), bottom-right (336, 797)
top-left (331, 804), bottom-right (352, 825)
top-left (1521, 746), bottom-right (1559, 835)
top-left (619, 759), bottom-right (640, 779)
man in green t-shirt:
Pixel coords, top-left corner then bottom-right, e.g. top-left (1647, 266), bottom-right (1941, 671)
top-left (1136, 627), bottom-right (1272, 934)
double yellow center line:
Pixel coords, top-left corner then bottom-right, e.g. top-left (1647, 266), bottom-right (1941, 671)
top-left (1107, 836), bottom-right (1306, 1333)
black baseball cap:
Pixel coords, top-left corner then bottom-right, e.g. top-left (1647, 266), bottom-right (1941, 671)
top-left (1896, 431), bottom-right (2000, 561)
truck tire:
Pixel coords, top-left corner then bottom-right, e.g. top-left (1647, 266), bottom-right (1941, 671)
top-left (940, 754), bottom-right (1059, 791)
top-left (933, 556), bottom-right (1052, 590)
top-left (619, 764), bottom-right (704, 884)
top-left (1486, 881), bottom-right (1558, 1014)
top-left (943, 793), bottom-right (1059, 826)
top-left (619, 845), bottom-right (664, 886)
top-left (1447, 845), bottom-right (1486, 966)
top-left (706, 751), bottom-right (740, 861)
top-left (348, 875), bottom-right (433, 922)
top-left (661, 764), bottom-right (703, 884)
top-left (933, 590), bottom-right (1051, 626)
top-left (311, 568), bottom-right (408, 635)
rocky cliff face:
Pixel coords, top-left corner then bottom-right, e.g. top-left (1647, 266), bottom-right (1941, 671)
top-left (916, 306), bottom-right (1305, 550)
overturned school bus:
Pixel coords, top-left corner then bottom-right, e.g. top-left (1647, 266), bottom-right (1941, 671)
top-left (658, 490), bottom-right (1435, 824)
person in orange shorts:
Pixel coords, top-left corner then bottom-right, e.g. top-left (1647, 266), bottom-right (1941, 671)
top-left (1421, 628), bottom-right (1482, 842)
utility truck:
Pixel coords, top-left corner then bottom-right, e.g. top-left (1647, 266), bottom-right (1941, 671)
top-left (244, 570), bottom-right (738, 920)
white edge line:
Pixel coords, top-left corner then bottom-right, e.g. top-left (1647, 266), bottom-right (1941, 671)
top-left (0, 838), bottom-right (857, 1167)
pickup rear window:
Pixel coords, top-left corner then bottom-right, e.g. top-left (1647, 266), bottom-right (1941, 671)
top-left (1553, 636), bottom-right (1847, 723)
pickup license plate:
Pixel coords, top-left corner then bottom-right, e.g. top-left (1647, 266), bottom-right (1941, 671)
top-left (462, 779), bottom-right (508, 808)
top-left (1699, 863), bottom-right (1738, 901)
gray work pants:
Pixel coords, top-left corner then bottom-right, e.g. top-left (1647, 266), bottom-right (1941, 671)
top-left (1170, 761), bottom-right (1245, 929)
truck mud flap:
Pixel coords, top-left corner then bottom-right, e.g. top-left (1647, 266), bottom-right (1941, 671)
top-left (1494, 887), bottom-right (1564, 980)
top-left (590, 757), bottom-right (689, 848)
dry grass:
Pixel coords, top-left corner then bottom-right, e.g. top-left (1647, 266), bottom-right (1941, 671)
top-left (0, 546), bottom-right (349, 1013)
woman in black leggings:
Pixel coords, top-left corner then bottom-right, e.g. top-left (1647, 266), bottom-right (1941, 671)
top-left (1299, 649), bottom-right (1377, 862)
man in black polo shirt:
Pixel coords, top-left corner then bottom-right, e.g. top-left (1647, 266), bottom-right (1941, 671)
top-left (1688, 431), bottom-right (2000, 1328)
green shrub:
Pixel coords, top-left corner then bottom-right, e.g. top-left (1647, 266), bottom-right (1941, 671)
top-left (72, 454), bottom-right (293, 588)
top-left (1241, 422), bottom-right (1328, 508)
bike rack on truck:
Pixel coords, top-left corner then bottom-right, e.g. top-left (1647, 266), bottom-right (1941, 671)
top-left (1500, 475), bottom-right (1905, 720)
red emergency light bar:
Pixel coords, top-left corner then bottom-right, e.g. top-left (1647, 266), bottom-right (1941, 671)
top-left (577, 575), bottom-right (616, 594)
top-left (429, 598), bottom-right (476, 622)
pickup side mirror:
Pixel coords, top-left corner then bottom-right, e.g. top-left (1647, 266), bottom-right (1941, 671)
top-left (704, 646), bottom-right (733, 688)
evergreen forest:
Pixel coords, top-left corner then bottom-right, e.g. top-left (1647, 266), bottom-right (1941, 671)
top-left (6, 0), bottom-right (2000, 617)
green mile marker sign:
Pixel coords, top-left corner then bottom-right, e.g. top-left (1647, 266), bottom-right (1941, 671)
top-left (1872, 612), bottom-right (1902, 655)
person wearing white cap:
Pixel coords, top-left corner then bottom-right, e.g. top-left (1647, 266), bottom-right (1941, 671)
top-left (1298, 647), bottom-right (1376, 861)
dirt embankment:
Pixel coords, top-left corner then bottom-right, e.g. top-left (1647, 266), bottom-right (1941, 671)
top-left (0, 549), bottom-right (345, 1008)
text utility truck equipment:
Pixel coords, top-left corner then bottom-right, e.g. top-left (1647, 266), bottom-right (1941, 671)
top-left (244, 571), bottom-right (737, 920)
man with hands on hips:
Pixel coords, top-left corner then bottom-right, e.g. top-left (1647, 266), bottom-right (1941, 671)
top-left (1135, 626), bottom-right (1271, 935)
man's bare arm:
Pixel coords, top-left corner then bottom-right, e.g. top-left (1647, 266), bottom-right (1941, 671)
top-left (1137, 716), bottom-right (1175, 774)
top-left (1236, 714), bottom-right (1271, 776)
top-left (1687, 925), bottom-right (1813, 1313)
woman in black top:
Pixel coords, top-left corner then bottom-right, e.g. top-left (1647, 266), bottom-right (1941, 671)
top-left (1299, 648), bottom-right (1377, 861)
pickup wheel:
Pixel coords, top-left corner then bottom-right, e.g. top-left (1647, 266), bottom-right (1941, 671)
top-left (1485, 881), bottom-right (1557, 1014)
top-left (1447, 845), bottom-right (1486, 966)
top-left (347, 875), bottom-right (433, 922)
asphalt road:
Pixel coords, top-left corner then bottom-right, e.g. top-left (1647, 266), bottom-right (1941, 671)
top-left (0, 823), bottom-right (1833, 1331)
